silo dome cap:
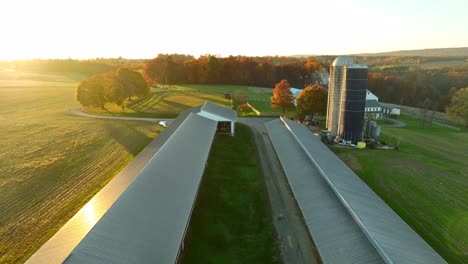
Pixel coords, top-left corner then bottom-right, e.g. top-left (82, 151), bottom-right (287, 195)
top-left (332, 56), bottom-right (353, 66)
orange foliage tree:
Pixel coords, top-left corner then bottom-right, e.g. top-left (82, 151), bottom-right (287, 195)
top-left (76, 69), bottom-right (148, 110)
top-left (296, 84), bottom-right (328, 117)
top-left (271, 79), bottom-right (295, 113)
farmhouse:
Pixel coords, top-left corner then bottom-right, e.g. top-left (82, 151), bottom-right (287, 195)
top-left (365, 89), bottom-right (379, 101)
top-left (364, 90), bottom-right (400, 119)
top-left (365, 100), bottom-right (383, 119)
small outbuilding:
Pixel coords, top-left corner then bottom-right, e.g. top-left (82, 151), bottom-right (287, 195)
top-left (196, 101), bottom-right (237, 136)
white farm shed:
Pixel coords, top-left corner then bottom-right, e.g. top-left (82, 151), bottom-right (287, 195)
top-left (197, 101), bottom-right (237, 136)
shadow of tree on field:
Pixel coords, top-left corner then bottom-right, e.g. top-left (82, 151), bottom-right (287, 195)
top-left (126, 90), bottom-right (228, 114)
top-left (103, 122), bottom-right (153, 156)
top-left (127, 93), bottom-right (165, 112)
top-left (126, 95), bottom-right (152, 110)
top-left (160, 96), bottom-right (193, 111)
top-left (195, 93), bottom-right (229, 105)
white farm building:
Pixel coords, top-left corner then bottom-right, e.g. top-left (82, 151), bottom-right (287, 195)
top-left (364, 90), bottom-right (400, 119)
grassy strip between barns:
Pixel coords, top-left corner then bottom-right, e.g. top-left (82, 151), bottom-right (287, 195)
top-left (180, 123), bottom-right (280, 264)
top-left (332, 115), bottom-right (467, 263)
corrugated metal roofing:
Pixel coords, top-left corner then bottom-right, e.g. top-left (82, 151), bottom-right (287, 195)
top-left (201, 101), bottom-right (237, 121)
top-left (365, 100), bottom-right (382, 108)
top-left (25, 107), bottom-right (201, 264)
top-left (270, 117), bottom-right (446, 264)
top-left (63, 113), bottom-right (218, 264)
top-left (265, 119), bottom-right (384, 264)
top-left (27, 102), bottom-right (237, 264)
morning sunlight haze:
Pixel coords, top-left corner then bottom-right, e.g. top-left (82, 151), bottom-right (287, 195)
top-left (0, 0), bottom-right (467, 59)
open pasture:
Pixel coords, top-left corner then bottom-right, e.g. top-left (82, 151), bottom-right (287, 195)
top-left (0, 70), bottom-right (159, 263)
top-left (333, 116), bottom-right (468, 263)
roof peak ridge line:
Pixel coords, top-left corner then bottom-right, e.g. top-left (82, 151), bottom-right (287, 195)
top-left (61, 112), bottom-right (200, 262)
top-left (200, 101), bottom-right (210, 112)
top-left (133, 112), bottom-right (202, 181)
top-left (199, 101), bottom-right (237, 121)
top-left (278, 117), bottom-right (392, 263)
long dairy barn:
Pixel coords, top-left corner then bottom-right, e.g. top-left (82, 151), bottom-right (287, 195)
top-left (26, 102), bottom-right (237, 264)
top-left (26, 102), bottom-right (445, 264)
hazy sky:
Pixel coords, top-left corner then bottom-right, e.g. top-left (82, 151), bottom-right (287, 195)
top-left (1, 0), bottom-right (467, 59)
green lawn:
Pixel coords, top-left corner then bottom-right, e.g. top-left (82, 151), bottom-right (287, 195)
top-left (83, 84), bottom-right (297, 118)
top-left (0, 71), bottom-right (160, 264)
top-left (83, 85), bottom-right (232, 117)
top-left (184, 84), bottom-right (272, 101)
top-left (332, 116), bottom-right (468, 263)
top-left (180, 124), bottom-right (279, 264)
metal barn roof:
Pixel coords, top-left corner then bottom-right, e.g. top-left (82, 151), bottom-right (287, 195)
top-left (365, 100), bottom-right (382, 108)
top-left (26, 106), bottom-right (202, 264)
top-left (27, 102), bottom-right (236, 264)
top-left (63, 113), bottom-right (218, 264)
top-left (265, 119), bottom-right (384, 263)
top-left (200, 101), bottom-right (237, 121)
top-left (267, 117), bottom-right (446, 264)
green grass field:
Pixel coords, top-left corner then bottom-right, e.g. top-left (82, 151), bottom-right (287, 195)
top-left (0, 70), bottom-right (160, 264)
top-left (332, 116), bottom-right (468, 263)
top-left (180, 124), bottom-right (279, 263)
top-left (186, 84), bottom-right (296, 116)
top-left (83, 85), bottom-right (232, 117)
top-left (83, 84), bottom-right (297, 117)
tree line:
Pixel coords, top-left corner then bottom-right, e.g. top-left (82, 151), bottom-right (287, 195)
top-left (75, 68), bottom-right (149, 109)
top-left (9, 58), bottom-right (147, 76)
top-left (144, 54), bottom-right (324, 88)
top-left (367, 64), bottom-right (468, 111)
top-left (5, 55), bottom-right (465, 116)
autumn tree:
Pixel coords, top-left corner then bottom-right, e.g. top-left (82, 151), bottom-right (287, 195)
top-left (75, 74), bottom-right (107, 109)
top-left (102, 71), bottom-right (126, 110)
top-left (271, 80), bottom-right (295, 113)
top-left (296, 84), bottom-right (328, 118)
top-left (304, 58), bottom-right (322, 86)
top-left (116, 68), bottom-right (149, 100)
top-left (76, 69), bottom-right (148, 110)
top-left (75, 72), bottom-right (124, 109)
top-left (207, 55), bottom-right (222, 83)
top-left (446, 87), bottom-right (468, 126)
top-left (144, 55), bottom-right (168, 85)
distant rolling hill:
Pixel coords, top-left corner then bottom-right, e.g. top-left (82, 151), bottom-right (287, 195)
top-left (293, 47), bottom-right (468, 58)
top-left (354, 47), bottom-right (468, 57)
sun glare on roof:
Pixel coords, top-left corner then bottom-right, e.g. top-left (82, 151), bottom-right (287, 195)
top-left (82, 200), bottom-right (98, 227)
